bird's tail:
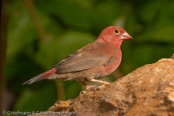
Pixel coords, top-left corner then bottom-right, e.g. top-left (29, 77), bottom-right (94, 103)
top-left (22, 68), bottom-right (56, 85)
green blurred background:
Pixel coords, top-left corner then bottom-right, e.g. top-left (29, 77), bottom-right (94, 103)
top-left (1, 0), bottom-right (174, 115)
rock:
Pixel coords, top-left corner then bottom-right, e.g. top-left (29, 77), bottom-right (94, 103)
top-left (30, 58), bottom-right (174, 116)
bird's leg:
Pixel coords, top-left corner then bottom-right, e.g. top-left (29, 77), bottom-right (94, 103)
top-left (90, 79), bottom-right (110, 85)
top-left (77, 80), bottom-right (98, 90)
top-left (77, 80), bottom-right (87, 87)
top-left (90, 79), bottom-right (110, 89)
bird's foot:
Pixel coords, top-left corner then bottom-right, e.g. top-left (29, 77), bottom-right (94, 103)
top-left (98, 82), bottom-right (110, 89)
top-left (98, 84), bottom-right (107, 89)
top-left (80, 85), bottom-right (99, 94)
top-left (86, 85), bottom-right (99, 91)
top-left (90, 79), bottom-right (110, 89)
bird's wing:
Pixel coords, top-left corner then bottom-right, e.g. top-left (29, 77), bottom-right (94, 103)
top-left (55, 42), bottom-right (116, 74)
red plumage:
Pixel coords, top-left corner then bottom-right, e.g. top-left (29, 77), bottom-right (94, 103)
top-left (22, 26), bottom-right (132, 88)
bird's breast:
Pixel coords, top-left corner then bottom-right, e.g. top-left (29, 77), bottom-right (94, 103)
top-left (94, 46), bottom-right (122, 78)
top-left (102, 53), bottom-right (122, 77)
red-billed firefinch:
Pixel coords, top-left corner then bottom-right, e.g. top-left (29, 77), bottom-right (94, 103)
top-left (22, 26), bottom-right (132, 88)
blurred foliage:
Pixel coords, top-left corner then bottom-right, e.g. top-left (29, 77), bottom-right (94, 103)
top-left (5, 0), bottom-right (174, 114)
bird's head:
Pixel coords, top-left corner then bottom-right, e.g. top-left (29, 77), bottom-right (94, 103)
top-left (96, 26), bottom-right (132, 48)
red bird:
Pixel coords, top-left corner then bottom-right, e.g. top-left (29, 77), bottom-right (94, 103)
top-left (22, 26), bottom-right (132, 89)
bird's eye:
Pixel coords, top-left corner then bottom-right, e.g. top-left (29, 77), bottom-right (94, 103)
top-left (114, 29), bottom-right (120, 34)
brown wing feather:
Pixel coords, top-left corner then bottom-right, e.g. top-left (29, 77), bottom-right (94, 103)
top-left (55, 42), bottom-right (115, 74)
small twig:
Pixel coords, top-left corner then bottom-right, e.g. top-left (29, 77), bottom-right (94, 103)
top-left (56, 80), bottom-right (65, 100)
top-left (24, 0), bottom-right (46, 41)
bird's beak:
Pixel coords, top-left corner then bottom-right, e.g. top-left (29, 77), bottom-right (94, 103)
top-left (121, 32), bottom-right (133, 39)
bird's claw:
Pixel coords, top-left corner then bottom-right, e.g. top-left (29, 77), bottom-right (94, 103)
top-left (86, 85), bottom-right (99, 91)
top-left (79, 85), bottom-right (99, 94)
